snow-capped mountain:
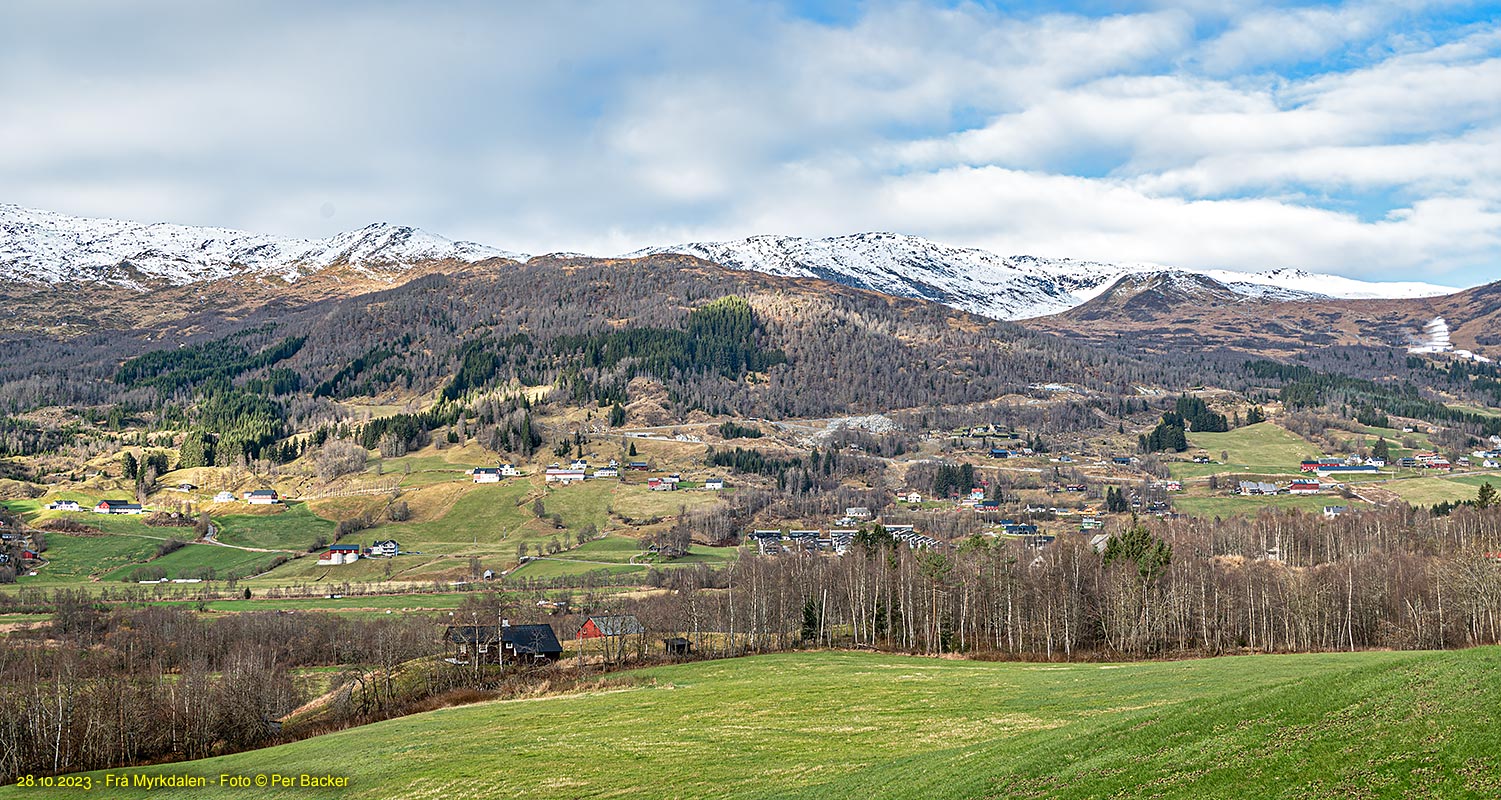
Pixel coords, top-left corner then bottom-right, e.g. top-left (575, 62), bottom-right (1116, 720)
top-left (627, 233), bottom-right (1458, 320)
top-left (0, 206), bottom-right (1463, 318)
top-left (0, 204), bottom-right (527, 288)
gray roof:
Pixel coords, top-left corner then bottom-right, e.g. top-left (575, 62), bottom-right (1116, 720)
top-left (583, 615), bottom-right (646, 636)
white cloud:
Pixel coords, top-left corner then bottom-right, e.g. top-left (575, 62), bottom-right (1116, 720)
top-left (0, 1), bottom-right (1497, 285)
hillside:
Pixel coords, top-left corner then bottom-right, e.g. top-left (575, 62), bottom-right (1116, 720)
top-left (627, 232), bottom-right (1457, 320)
top-left (27, 648), bottom-right (1501, 799)
top-left (1030, 274), bottom-right (1501, 361)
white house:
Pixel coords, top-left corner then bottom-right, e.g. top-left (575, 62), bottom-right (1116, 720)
top-left (472, 467), bottom-right (502, 483)
top-left (46, 499), bottom-right (81, 512)
top-left (500, 463), bottom-right (522, 477)
top-left (844, 506), bottom-right (871, 519)
top-left (368, 540), bottom-right (399, 558)
top-left (212, 491), bottom-right (236, 503)
top-left (1485, 459), bottom-right (1500, 469)
top-left (245, 489), bottom-right (280, 505)
top-left (569, 459), bottom-right (589, 471)
top-left (648, 477), bottom-right (675, 492)
top-left (594, 467), bottom-right (620, 478)
top-left (902, 491), bottom-right (922, 503)
top-left (1323, 505), bottom-right (1350, 519)
top-left (704, 477), bottom-right (725, 490)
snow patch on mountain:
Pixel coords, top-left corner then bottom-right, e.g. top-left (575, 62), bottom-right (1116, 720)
top-left (0, 204), bottom-right (528, 288)
top-left (627, 233), bottom-right (1458, 321)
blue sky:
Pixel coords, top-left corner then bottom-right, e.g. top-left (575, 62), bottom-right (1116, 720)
top-left (2, 0), bottom-right (1498, 285)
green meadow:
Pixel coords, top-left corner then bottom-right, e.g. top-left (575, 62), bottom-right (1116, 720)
top-left (29, 647), bottom-right (1501, 799)
top-left (1171, 422), bottom-right (1319, 480)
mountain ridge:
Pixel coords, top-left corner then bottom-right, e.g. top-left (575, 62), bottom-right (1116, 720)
top-left (0, 204), bottom-right (1462, 320)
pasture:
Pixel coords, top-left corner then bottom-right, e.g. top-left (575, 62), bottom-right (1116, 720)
top-left (31, 647), bottom-right (1501, 799)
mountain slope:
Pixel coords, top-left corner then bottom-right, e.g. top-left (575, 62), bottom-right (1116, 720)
top-left (1030, 271), bottom-right (1501, 360)
top-left (626, 232), bottom-right (1457, 320)
top-left (0, 204), bottom-right (527, 288)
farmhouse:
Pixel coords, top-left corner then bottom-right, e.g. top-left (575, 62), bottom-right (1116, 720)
top-left (1288, 480), bottom-right (1322, 495)
top-left (570, 459), bottom-right (590, 471)
top-left (368, 540), bottom-right (399, 558)
top-left (317, 544), bottom-right (361, 565)
top-left (901, 491), bottom-right (923, 503)
top-left (245, 489), bottom-right (280, 505)
top-left (472, 467), bottom-right (502, 483)
top-left (501, 463), bottom-right (522, 477)
top-left (648, 477), bottom-right (674, 492)
top-left (577, 615), bottom-right (646, 639)
top-left (45, 499), bottom-right (81, 511)
top-left (545, 466), bottom-right (587, 484)
top-left (594, 467), bottom-right (620, 478)
top-left (212, 491), bottom-right (236, 503)
top-left (704, 477), bottom-right (725, 490)
top-left (626, 461), bottom-right (650, 471)
top-left (1316, 465), bottom-right (1379, 477)
top-left (503, 623), bottom-right (564, 664)
top-left (94, 499), bottom-right (143, 514)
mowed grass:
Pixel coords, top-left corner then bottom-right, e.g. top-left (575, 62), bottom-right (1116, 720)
top-left (38, 647), bottom-right (1501, 799)
top-left (1173, 492), bottom-right (1353, 519)
top-left (214, 502), bottom-right (334, 551)
top-left (1381, 472), bottom-right (1501, 506)
top-left (1174, 422), bottom-right (1318, 479)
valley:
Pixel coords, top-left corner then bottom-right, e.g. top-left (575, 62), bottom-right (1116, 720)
top-left (1, 206), bottom-right (1500, 794)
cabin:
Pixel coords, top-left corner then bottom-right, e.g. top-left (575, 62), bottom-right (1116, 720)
top-left (576, 615), bottom-right (646, 639)
top-left (172, 482), bottom-right (198, 492)
top-left (245, 489), bottom-right (280, 505)
top-left (94, 500), bottom-right (143, 515)
top-left (704, 477), bottom-right (725, 490)
top-left (368, 540), bottom-right (399, 558)
top-left (1288, 480), bottom-right (1322, 495)
top-left (45, 499), bottom-right (81, 512)
top-left (662, 637), bottom-right (693, 656)
top-left (1112, 456), bottom-right (1134, 465)
top-left (212, 491), bottom-right (236, 503)
top-left (472, 467), bottom-right (502, 483)
top-left (317, 544), bottom-right (361, 565)
top-left (1064, 483), bottom-right (1087, 493)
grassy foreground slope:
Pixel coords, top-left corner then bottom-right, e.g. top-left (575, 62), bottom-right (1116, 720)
top-left (24, 648), bottom-right (1501, 799)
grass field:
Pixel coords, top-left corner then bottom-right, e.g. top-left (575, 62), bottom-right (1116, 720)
top-left (1172, 492), bottom-right (1353, 519)
top-left (32, 647), bottom-right (1501, 799)
top-left (1171, 423), bottom-right (1318, 480)
top-left (214, 502), bottom-right (334, 551)
top-left (1381, 472), bottom-right (1500, 506)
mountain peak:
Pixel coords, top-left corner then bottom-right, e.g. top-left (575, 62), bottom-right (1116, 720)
top-left (625, 234), bottom-right (1458, 321)
top-left (0, 205), bottom-right (528, 288)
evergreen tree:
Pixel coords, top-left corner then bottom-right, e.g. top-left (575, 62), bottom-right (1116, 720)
top-left (120, 452), bottom-right (138, 480)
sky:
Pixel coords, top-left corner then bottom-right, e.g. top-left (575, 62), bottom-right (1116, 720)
top-left (2, 0), bottom-right (1499, 286)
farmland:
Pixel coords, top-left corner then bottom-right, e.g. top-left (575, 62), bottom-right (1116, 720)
top-left (28, 647), bottom-right (1501, 800)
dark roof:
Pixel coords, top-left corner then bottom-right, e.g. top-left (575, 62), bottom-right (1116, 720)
top-left (583, 615), bottom-right (646, 636)
top-left (447, 625), bottom-right (500, 645)
top-left (248, 489), bottom-right (278, 497)
top-left (504, 624), bottom-right (563, 655)
top-left (99, 499), bottom-right (140, 508)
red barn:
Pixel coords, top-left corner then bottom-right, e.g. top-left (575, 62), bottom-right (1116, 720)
top-left (576, 615), bottom-right (646, 639)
